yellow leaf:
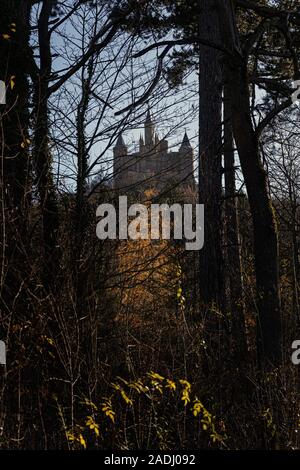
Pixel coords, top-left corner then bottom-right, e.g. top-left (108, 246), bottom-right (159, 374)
top-left (86, 416), bottom-right (100, 437)
top-left (66, 431), bottom-right (75, 442)
top-left (80, 398), bottom-right (97, 411)
top-left (2, 34), bottom-right (10, 40)
top-left (165, 379), bottom-right (176, 391)
top-left (21, 137), bottom-right (30, 149)
top-left (10, 76), bottom-right (16, 90)
top-left (79, 434), bottom-right (86, 449)
top-left (148, 371), bottom-right (164, 381)
top-left (101, 399), bottom-right (115, 423)
top-left (121, 389), bottom-right (133, 405)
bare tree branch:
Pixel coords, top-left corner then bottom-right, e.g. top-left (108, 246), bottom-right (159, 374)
top-left (115, 45), bottom-right (172, 116)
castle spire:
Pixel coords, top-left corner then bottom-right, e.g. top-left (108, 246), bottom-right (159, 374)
top-left (144, 108), bottom-right (155, 148)
top-left (139, 133), bottom-right (144, 151)
top-left (115, 133), bottom-right (126, 147)
top-left (180, 131), bottom-right (192, 151)
top-left (145, 107), bottom-right (152, 123)
top-left (113, 132), bottom-right (127, 160)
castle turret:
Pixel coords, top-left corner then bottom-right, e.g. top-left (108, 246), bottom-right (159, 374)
top-left (144, 108), bottom-right (155, 149)
top-left (179, 131), bottom-right (192, 154)
top-left (113, 133), bottom-right (127, 158)
top-left (113, 134), bottom-right (128, 188)
top-left (179, 131), bottom-right (194, 182)
top-left (139, 134), bottom-right (144, 152)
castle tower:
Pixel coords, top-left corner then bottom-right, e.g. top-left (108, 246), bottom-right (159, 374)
top-left (113, 133), bottom-right (127, 157)
top-left (113, 133), bottom-right (127, 187)
top-left (139, 134), bottom-right (144, 153)
top-left (179, 131), bottom-right (192, 154)
top-left (179, 131), bottom-right (194, 181)
top-left (144, 108), bottom-right (155, 150)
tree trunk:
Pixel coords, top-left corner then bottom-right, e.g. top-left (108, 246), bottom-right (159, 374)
top-left (224, 84), bottom-right (248, 362)
top-left (33, 0), bottom-right (60, 287)
top-left (198, 0), bottom-right (223, 310)
top-left (0, 0), bottom-right (36, 442)
top-left (0, 1), bottom-right (32, 305)
top-left (73, 61), bottom-right (92, 313)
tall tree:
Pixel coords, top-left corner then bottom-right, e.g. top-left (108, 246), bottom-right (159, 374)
top-left (218, 0), bottom-right (282, 367)
top-left (224, 84), bottom-right (247, 361)
top-left (32, 0), bottom-right (60, 287)
top-left (0, 1), bottom-right (32, 308)
top-left (198, 0), bottom-right (224, 310)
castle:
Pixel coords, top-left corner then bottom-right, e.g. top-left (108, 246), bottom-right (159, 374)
top-left (113, 110), bottom-right (195, 191)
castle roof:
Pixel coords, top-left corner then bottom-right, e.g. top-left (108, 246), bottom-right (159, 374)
top-left (115, 133), bottom-right (126, 147)
top-left (180, 131), bottom-right (192, 150)
top-left (145, 108), bottom-right (152, 123)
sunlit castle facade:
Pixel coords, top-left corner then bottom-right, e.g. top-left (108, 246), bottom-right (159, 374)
top-left (113, 110), bottom-right (195, 191)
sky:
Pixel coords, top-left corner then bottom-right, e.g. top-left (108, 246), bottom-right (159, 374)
top-left (30, 0), bottom-right (299, 194)
top-left (30, 1), bottom-right (200, 191)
